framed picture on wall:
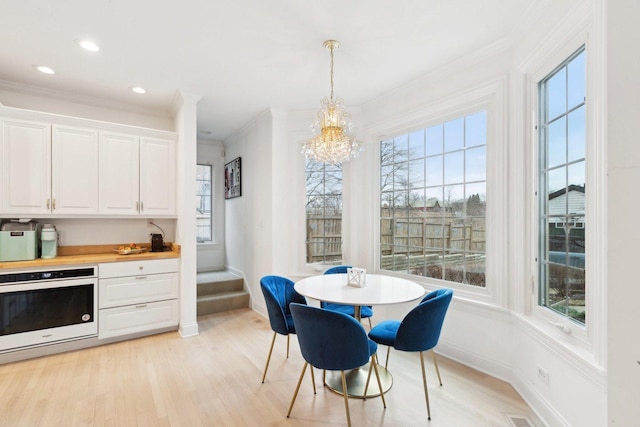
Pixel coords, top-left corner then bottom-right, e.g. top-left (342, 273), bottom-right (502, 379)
top-left (224, 157), bottom-right (241, 199)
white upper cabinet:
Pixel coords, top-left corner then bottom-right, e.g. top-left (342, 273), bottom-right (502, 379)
top-left (52, 125), bottom-right (99, 214)
top-left (1, 119), bottom-right (52, 214)
top-left (99, 131), bottom-right (140, 215)
top-left (139, 136), bottom-right (175, 216)
top-left (1, 121), bottom-right (100, 215)
top-left (0, 110), bottom-right (176, 218)
top-left (99, 132), bottom-right (176, 216)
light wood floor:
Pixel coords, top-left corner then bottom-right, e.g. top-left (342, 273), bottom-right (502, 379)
top-left (0, 309), bottom-right (543, 426)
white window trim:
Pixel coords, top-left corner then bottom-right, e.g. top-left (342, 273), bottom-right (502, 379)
top-left (366, 77), bottom-right (509, 307)
top-left (521, 24), bottom-right (606, 365)
top-left (196, 163), bottom-right (213, 245)
top-left (290, 130), bottom-right (354, 276)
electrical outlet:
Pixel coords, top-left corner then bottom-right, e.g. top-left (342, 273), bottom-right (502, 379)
top-left (537, 365), bottom-right (549, 384)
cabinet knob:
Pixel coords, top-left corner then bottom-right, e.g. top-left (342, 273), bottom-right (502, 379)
top-left (139, 266), bottom-right (144, 270)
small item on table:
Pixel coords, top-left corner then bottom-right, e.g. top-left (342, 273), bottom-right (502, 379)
top-left (347, 267), bottom-right (367, 288)
top-left (114, 243), bottom-right (146, 255)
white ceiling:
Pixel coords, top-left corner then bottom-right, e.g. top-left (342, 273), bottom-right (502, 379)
top-left (0, 0), bottom-right (538, 140)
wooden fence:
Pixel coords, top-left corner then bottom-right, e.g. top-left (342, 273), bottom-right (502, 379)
top-left (307, 214), bottom-right (486, 265)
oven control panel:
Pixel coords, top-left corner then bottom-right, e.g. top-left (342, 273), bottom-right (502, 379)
top-left (0, 267), bottom-right (96, 284)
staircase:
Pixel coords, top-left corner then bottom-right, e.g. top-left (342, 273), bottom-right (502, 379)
top-left (197, 270), bottom-right (250, 316)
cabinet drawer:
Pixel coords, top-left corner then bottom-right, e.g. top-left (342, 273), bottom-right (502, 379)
top-left (98, 299), bottom-right (178, 339)
top-left (99, 258), bottom-right (179, 278)
top-left (99, 272), bottom-right (178, 308)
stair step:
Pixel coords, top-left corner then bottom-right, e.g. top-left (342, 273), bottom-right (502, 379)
top-left (197, 291), bottom-right (250, 316)
top-left (197, 270), bottom-right (241, 284)
top-left (197, 271), bottom-right (244, 296)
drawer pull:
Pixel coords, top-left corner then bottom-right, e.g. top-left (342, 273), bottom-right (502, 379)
top-left (135, 304), bottom-right (147, 309)
top-left (42, 334), bottom-right (53, 338)
top-left (135, 276), bottom-right (148, 280)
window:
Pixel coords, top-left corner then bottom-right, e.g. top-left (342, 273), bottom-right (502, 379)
top-left (380, 111), bottom-right (487, 286)
top-left (538, 47), bottom-right (586, 324)
top-left (305, 159), bottom-right (343, 264)
top-left (196, 164), bottom-right (212, 243)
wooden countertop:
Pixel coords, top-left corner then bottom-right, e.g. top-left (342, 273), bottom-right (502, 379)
top-left (0, 243), bottom-right (180, 270)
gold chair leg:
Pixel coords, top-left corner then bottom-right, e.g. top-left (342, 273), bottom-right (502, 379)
top-left (372, 355), bottom-right (387, 409)
top-left (419, 351), bottom-right (432, 420)
top-left (341, 371), bottom-right (352, 427)
top-left (363, 357), bottom-right (374, 398)
top-left (367, 317), bottom-right (373, 329)
top-left (432, 349), bottom-right (443, 386)
top-left (286, 334), bottom-right (290, 358)
top-left (323, 369), bottom-right (326, 386)
top-left (384, 346), bottom-right (391, 369)
top-left (287, 362), bottom-right (308, 418)
top-left (310, 365), bottom-right (316, 394)
top-left (261, 332), bottom-right (277, 383)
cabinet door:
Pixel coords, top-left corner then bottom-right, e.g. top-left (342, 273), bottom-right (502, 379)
top-left (99, 272), bottom-right (179, 309)
top-left (139, 137), bottom-right (175, 216)
top-left (99, 131), bottom-right (139, 215)
top-left (51, 125), bottom-right (99, 214)
top-left (98, 299), bottom-right (179, 339)
top-left (1, 119), bottom-right (51, 214)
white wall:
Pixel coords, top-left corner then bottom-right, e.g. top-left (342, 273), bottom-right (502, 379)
top-left (0, 83), bottom-right (174, 131)
top-left (223, 110), bottom-right (276, 305)
top-left (606, 0), bottom-right (640, 424)
top-left (28, 218), bottom-right (175, 247)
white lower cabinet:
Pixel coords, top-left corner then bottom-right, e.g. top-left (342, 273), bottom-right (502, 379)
top-left (98, 259), bottom-right (179, 339)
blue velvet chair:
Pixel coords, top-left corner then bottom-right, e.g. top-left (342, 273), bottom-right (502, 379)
top-left (287, 303), bottom-right (386, 427)
top-left (367, 288), bottom-right (453, 420)
top-left (322, 265), bottom-right (374, 328)
top-left (259, 275), bottom-right (310, 384)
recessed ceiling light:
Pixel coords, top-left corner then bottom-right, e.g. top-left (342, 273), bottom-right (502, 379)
top-left (131, 86), bottom-right (146, 94)
top-left (77, 39), bottom-right (100, 52)
top-left (34, 65), bottom-right (55, 75)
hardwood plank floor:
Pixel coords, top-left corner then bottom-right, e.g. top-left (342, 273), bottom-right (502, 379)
top-left (0, 309), bottom-right (543, 426)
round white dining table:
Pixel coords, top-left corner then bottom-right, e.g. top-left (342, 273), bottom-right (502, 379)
top-left (294, 273), bottom-right (425, 398)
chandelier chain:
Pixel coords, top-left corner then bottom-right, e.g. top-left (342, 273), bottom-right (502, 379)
top-left (329, 43), bottom-right (334, 102)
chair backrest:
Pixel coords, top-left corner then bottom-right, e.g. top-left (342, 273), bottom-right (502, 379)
top-left (394, 288), bottom-right (453, 352)
top-left (321, 266), bottom-right (352, 308)
top-left (290, 303), bottom-right (372, 370)
top-left (260, 275), bottom-right (306, 335)
top-left (323, 265), bottom-right (352, 275)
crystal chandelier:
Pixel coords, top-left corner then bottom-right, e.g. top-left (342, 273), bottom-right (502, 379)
top-left (302, 40), bottom-right (363, 165)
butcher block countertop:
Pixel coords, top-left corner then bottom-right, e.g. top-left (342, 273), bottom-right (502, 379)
top-left (0, 243), bottom-right (180, 270)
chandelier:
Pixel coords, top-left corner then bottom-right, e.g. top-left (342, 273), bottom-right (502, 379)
top-left (302, 40), bottom-right (363, 165)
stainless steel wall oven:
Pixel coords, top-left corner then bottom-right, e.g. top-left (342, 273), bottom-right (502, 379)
top-left (0, 266), bottom-right (98, 352)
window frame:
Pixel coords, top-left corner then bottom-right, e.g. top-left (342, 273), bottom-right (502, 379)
top-left (537, 46), bottom-right (587, 326)
top-left (378, 111), bottom-right (489, 288)
top-left (196, 163), bottom-right (213, 244)
top-left (369, 79), bottom-right (508, 305)
top-left (526, 33), bottom-right (605, 355)
top-left (304, 158), bottom-right (344, 266)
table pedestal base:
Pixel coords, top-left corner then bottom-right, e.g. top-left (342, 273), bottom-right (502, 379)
top-left (324, 364), bottom-right (392, 398)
